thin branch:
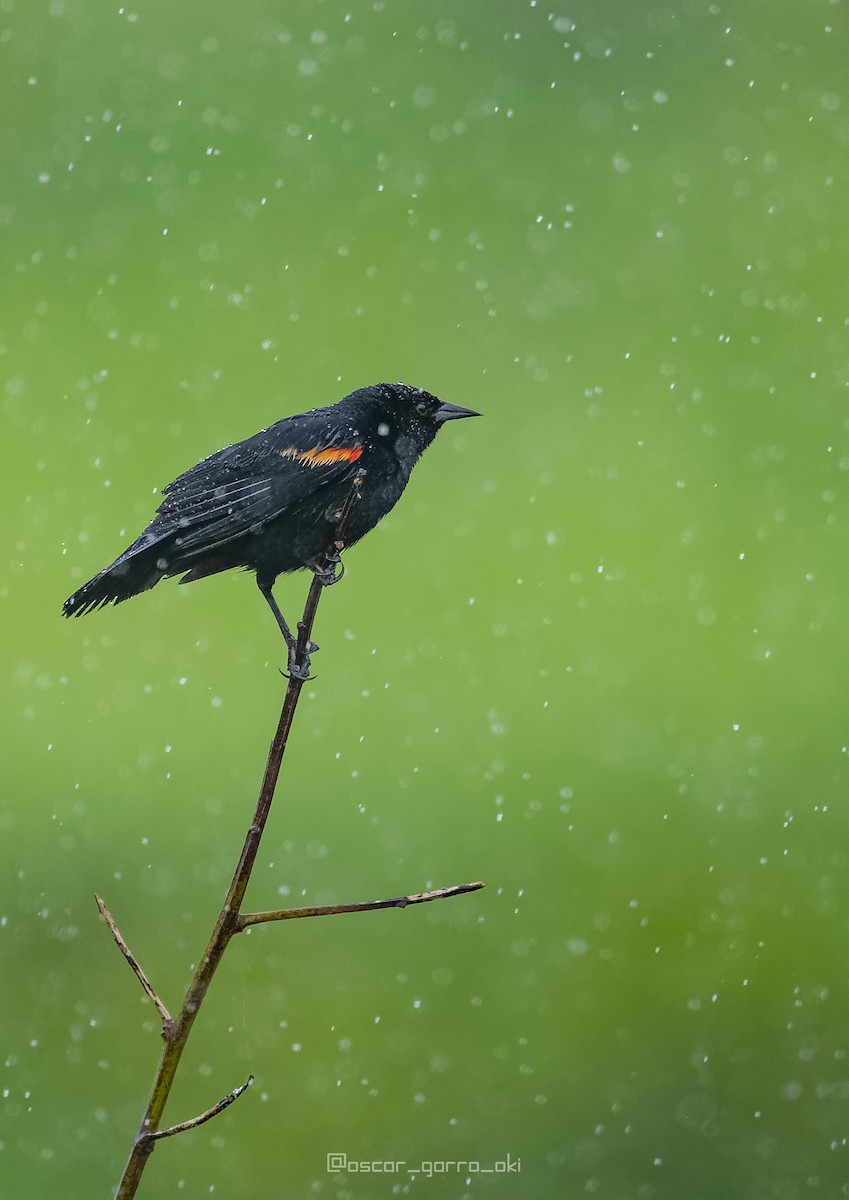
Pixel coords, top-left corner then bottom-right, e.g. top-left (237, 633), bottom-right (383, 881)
top-left (95, 894), bottom-right (173, 1032)
top-left (146, 1075), bottom-right (254, 1142)
top-left (109, 564), bottom-right (485, 1199)
top-left (237, 881), bottom-right (485, 929)
top-left (114, 574), bottom-right (326, 1199)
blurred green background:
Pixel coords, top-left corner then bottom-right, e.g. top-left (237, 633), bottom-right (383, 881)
top-left (4, 1), bottom-right (849, 1196)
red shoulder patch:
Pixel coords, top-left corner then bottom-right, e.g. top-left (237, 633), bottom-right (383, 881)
top-left (280, 444), bottom-right (363, 468)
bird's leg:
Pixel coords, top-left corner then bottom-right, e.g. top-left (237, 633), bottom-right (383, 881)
top-left (310, 548), bottom-right (345, 587)
top-left (256, 577), bottom-right (317, 680)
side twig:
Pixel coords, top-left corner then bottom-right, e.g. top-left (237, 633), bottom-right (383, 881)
top-left (237, 881), bottom-right (485, 929)
top-left (95, 894), bottom-right (173, 1033)
top-left (149, 1076), bottom-right (254, 1141)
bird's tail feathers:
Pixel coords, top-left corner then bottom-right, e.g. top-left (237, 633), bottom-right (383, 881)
top-left (62, 532), bottom-right (172, 618)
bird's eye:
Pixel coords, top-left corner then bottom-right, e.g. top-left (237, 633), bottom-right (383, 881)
top-left (415, 401), bottom-right (428, 415)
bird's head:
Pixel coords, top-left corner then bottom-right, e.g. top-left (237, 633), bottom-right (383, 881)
top-left (346, 382), bottom-right (480, 464)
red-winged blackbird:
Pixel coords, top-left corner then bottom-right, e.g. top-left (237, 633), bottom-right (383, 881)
top-left (63, 382), bottom-right (480, 676)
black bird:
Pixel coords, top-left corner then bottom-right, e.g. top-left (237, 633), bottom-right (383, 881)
top-left (63, 382), bottom-right (480, 676)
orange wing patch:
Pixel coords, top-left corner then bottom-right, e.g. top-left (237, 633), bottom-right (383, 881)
top-left (280, 444), bottom-right (363, 468)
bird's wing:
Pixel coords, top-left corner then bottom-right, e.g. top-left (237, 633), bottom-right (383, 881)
top-left (152, 420), bottom-right (365, 555)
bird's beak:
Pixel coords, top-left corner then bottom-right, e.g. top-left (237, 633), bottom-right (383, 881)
top-left (435, 401), bottom-right (482, 422)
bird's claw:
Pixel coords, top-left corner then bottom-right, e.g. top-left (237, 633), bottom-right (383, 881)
top-left (281, 664), bottom-right (312, 682)
top-left (282, 653), bottom-right (312, 682)
top-left (312, 552), bottom-right (345, 587)
top-left (280, 637), bottom-right (320, 682)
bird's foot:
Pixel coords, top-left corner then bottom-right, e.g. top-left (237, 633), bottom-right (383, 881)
top-left (311, 551), bottom-right (345, 587)
top-left (258, 577), bottom-right (319, 678)
top-left (281, 637), bottom-right (318, 682)
top-left (286, 632), bottom-right (320, 680)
